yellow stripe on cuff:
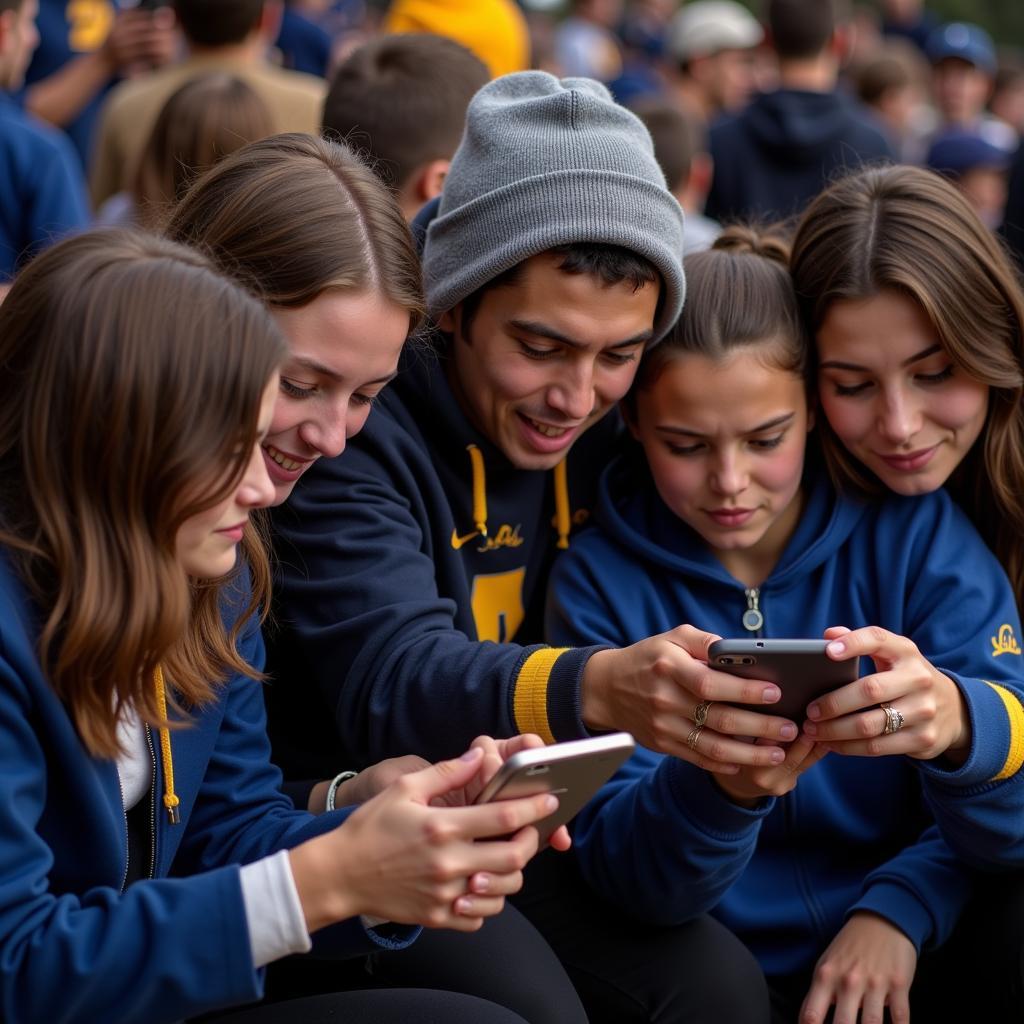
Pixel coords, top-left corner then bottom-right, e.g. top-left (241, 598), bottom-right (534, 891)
top-left (513, 648), bottom-right (569, 745)
top-left (985, 681), bottom-right (1024, 781)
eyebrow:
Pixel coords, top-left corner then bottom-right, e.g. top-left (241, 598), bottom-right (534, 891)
top-left (509, 318), bottom-right (653, 351)
top-left (291, 356), bottom-right (397, 387)
top-left (655, 412), bottom-right (796, 438)
top-left (819, 344), bottom-right (942, 372)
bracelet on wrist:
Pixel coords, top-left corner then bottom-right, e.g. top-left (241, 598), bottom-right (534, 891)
top-left (325, 770), bottom-right (359, 812)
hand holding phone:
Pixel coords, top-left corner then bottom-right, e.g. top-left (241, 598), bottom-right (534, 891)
top-left (709, 639), bottom-right (860, 722)
top-left (474, 733), bottom-right (635, 847)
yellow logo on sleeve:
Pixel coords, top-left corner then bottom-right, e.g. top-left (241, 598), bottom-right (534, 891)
top-left (991, 624), bottom-right (1022, 657)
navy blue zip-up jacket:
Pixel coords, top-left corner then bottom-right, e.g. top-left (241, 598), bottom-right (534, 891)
top-left (705, 88), bottom-right (892, 225)
top-left (547, 456), bottom-right (1024, 977)
top-left (266, 344), bottom-right (618, 788)
top-left (0, 553), bottom-right (415, 1024)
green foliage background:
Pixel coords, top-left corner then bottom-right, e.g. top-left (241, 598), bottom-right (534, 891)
top-left (734, 2), bottom-right (1024, 50)
top-left (925, 1), bottom-right (1024, 48)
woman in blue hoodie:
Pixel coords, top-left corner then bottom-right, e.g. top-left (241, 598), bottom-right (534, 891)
top-left (0, 228), bottom-right (562, 1024)
top-left (546, 227), bottom-right (1024, 1023)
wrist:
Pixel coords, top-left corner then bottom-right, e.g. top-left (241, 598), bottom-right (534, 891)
top-left (325, 770), bottom-right (359, 811)
top-left (581, 649), bottom-right (615, 732)
top-left (288, 833), bottom-right (359, 931)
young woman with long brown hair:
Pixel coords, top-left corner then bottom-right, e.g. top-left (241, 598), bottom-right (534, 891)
top-left (790, 163), bottom-right (1024, 606)
top-left (163, 132), bottom-right (589, 1024)
top-left (0, 228), bottom-right (561, 1024)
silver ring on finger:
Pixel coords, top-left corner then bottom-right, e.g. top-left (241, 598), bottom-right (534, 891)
top-left (880, 703), bottom-right (905, 735)
top-left (686, 725), bottom-right (705, 752)
top-left (693, 700), bottom-right (714, 729)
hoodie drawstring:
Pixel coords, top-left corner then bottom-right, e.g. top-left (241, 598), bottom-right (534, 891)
top-left (467, 444), bottom-right (488, 538)
top-left (464, 444), bottom-right (573, 549)
top-left (153, 666), bottom-right (180, 825)
top-left (553, 459), bottom-right (570, 549)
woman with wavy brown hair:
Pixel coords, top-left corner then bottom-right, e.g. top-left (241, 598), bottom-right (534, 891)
top-left (164, 132), bottom-right (589, 1024)
top-left (790, 163), bottom-right (1024, 606)
top-left (0, 228), bottom-right (561, 1024)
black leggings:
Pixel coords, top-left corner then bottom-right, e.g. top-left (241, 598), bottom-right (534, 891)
top-left (221, 902), bottom-right (587, 1024)
top-left (512, 847), bottom-right (771, 1024)
top-left (209, 988), bottom-right (529, 1023)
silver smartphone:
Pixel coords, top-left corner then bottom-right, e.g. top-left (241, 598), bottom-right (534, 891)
top-left (474, 733), bottom-right (635, 846)
top-left (708, 639), bottom-right (860, 722)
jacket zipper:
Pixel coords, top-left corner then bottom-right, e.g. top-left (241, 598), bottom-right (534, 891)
top-left (115, 770), bottom-right (130, 894)
top-left (742, 587), bottom-right (764, 634)
top-left (143, 724), bottom-right (158, 880)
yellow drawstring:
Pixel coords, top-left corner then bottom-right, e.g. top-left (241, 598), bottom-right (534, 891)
top-left (467, 444), bottom-right (488, 537)
top-left (553, 459), bottom-right (571, 549)
top-left (153, 666), bottom-right (180, 825)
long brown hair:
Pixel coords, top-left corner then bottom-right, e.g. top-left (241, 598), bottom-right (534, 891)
top-left (133, 73), bottom-right (274, 229)
top-left (163, 132), bottom-right (424, 327)
top-left (790, 164), bottom-right (1024, 601)
top-left (0, 230), bottom-right (287, 757)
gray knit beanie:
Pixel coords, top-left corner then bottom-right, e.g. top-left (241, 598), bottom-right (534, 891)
top-left (423, 71), bottom-right (686, 343)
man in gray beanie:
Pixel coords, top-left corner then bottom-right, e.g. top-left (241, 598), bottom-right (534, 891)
top-left (266, 71), bottom-right (776, 1022)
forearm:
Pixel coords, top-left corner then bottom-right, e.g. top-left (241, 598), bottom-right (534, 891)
top-left (25, 52), bottom-right (114, 128)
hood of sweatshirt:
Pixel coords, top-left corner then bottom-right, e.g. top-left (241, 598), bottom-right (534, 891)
top-left (742, 88), bottom-right (873, 165)
top-left (592, 446), bottom-right (869, 595)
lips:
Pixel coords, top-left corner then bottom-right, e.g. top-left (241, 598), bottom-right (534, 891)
top-left (516, 412), bottom-right (580, 454)
top-left (706, 508), bottom-right (757, 527)
top-left (875, 445), bottom-right (938, 472)
top-left (262, 443), bottom-right (315, 482)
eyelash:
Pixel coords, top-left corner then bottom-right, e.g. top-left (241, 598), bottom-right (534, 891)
top-left (281, 379), bottom-right (379, 408)
top-left (833, 365), bottom-right (955, 397)
top-left (668, 435), bottom-right (785, 456)
top-left (280, 378), bottom-right (316, 398)
top-left (519, 342), bottom-right (636, 366)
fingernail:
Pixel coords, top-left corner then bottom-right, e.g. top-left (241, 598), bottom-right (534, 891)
top-left (455, 897), bottom-right (473, 915)
top-left (543, 795), bottom-right (558, 813)
top-left (770, 749), bottom-right (785, 764)
top-left (806, 703), bottom-right (821, 720)
top-left (763, 686), bottom-right (781, 703)
top-left (460, 747), bottom-right (482, 761)
top-left (803, 722), bottom-right (817, 736)
top-left (780, 724), bottom-right (798, 740)
top-left (472, 873), bottom-right (491, 893)
top-left (827, 640), bottom-right (845, 655)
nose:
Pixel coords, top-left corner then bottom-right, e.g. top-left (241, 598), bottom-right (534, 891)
top-left (297, 404), bottom-right (348, 460)
top-left (546, 362), bottom-right (595, 421)
top-left (877, 386), bottom-right (921, 446)
top-left (710, 450), bottom-right (748, 497)
top-left (240, 446), bottom-right (277, 509)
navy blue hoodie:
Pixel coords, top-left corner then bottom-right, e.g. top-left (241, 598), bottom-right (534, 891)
top-left (705, 88), bottom-right (892, 225)
top-left (265, 343), bottom-right (618, 786)
top-left (548, 455), bottom-right (1024, 977)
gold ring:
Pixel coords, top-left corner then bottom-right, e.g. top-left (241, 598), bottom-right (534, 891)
top-left (880, 703), bottom-right (905, 735)
top-left (693, 700), bottom-right (714, 729)
top-left (686, 725), bottom-right (704, 751)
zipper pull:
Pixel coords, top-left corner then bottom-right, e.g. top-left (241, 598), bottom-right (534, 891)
top-left (742, 588), bottom-right (764, 633)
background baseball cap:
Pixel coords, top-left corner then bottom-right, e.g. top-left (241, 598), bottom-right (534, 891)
top-left (668, 1), bottom-right (764, 64)
top-left (925, 22), bottom-right (996, 75)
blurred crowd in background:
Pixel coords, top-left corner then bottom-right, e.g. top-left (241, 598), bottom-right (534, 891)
top-left (5, 0), bottom-right (1024, 282)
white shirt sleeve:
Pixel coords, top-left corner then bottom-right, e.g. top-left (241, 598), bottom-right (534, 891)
top-left (239, 850), bottom-right (312, 968)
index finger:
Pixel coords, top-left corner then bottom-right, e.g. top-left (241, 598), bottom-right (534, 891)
top-left (824, 625), bottom-right (907, 662)
top-left (685, 662), bottom-right (784, 708)
top-left (452, 792), bottom-right (561, 842)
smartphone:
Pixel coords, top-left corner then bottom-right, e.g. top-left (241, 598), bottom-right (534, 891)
top-left (708, 639), bottom-right (860, 722)
top-left (474, 733), bottom-right (635, 847)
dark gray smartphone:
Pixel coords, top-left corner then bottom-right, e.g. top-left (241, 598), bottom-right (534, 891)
top-left (473, 733), bottom-right (635, 847)
top-left (708, 639), bottom-right (860, 722)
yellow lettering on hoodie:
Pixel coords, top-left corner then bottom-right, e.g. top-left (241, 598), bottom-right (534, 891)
top-left (991, 624), bottom-right (1022, 658)
top-left (67, 0), bottom-right (114, 51)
